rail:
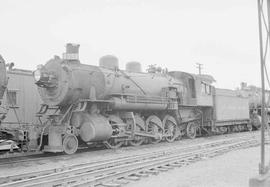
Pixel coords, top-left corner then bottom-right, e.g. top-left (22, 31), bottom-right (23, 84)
top-left (0, 132), bottom-right (264, 187)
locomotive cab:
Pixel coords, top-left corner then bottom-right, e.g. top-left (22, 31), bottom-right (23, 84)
top-left (169, 71), bottom-right (215, 106)
top-left (195, 74), bottom-right (215, 107)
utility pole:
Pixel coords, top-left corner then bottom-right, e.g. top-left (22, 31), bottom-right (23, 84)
top-left (196, 63), bottom-right (203, 75)
top-left (248, 0), bottom-right (270, 185)
top-left (255, 0), bottom-right (270, 175)
top-left (257, 0), bottom-right (266, 175)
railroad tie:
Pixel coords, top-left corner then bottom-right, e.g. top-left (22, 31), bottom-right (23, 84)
top-left (144, 169), bottom-right (159, 175)
top-left (161, 165), bottom-right (174, 169)
top-left (176, 160), bottom-right (186, 164)
top-left (114, 179), bottom-right (130, 184)
top-left (134, 172), bottom-right (149, 177)
top-left (124, 175), bottom-right (140, 181)
top-left (54, 168), bottom-right (64, 172)
top-left (101, 182), bottom-right (122, 187)
top-left (156, 167), bottom-right (169, 172)
top-left (192, 157), bottom-right (202, 162)
top-left (169, 163), bottom-right (183, 167)
top-left (187, 157), bottom-right (196, 163)
top-left (180, 162), bottom-right (190, 166)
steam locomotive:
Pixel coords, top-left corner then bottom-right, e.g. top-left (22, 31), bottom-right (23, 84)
top-left (33, 44), bottom-right (253, 154)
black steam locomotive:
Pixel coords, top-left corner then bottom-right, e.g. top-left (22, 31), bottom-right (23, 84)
top-left (33, 44), bottom-right (253, 154)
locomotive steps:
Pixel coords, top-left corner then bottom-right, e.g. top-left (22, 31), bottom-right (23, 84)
top-left (0, 132), bottom-right (266, 187)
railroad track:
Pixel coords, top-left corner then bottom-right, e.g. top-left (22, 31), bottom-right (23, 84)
top-left (0, 146), bottom-right (102, 167)
top-left (0, 133), bottom-right (264, 187)
top-left (0, 131), bottom-right (258, 167)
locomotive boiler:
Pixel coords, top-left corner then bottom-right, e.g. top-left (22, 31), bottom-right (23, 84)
top-left (34, 44), bottom-right (251, 154)
top-left (34, 44), bottom-right (186, 154)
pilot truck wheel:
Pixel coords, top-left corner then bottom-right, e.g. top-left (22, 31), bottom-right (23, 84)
top-left (63, 134), bottom-right (78, 155)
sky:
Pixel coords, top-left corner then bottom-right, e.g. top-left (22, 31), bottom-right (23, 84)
top-left (0, 0), bottom-right (265, 89)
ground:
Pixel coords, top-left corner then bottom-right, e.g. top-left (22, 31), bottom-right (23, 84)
top-left (0, 131), bottom-right (268, 187)
top-left (0, 132), bottom-right (254, 177)
top-left (127, 145), bottom-right (270, 187)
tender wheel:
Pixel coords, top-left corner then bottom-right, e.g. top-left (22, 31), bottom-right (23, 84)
top-left (63, 134), bottom-right (78, 155)
top-left (163, 115), bottom-right (178, 143)
top-left (146, 115), bottom-right (163, 144)
top-left (238, 125), bottom-right (243, 132)
top-left (129, 115), bottom-right (146, 146)
top-left (247, 124), bottom-right (253, 132)
top-left (104, 138), bottom-right (124, 149)
top-left (233, 126), bottom-right (240, 132)
top-left (186, 122), bottom-right (197, 139)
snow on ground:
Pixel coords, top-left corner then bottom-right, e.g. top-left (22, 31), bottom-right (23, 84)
top-left (128, 144), bottom-right (270, 187)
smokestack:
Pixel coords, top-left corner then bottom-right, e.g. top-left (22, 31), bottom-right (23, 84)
top-left (63, 43), bottom-right (80, 62)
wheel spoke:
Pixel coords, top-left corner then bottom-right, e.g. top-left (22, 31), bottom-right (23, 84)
top-left (247, 124), bottom-right (253, 131)
top-left (186, 122), bottom-right (197, 139)
top-left (146, 115), bottom-right (163, 144)
top-left (104, 138), bottom-right (124, 149)
top-left (163, 115), bottom-right (178, 143)
top-left (128, 115), bottom-right (145, 146)
top-left (63, 134), bottom-right (78, 154)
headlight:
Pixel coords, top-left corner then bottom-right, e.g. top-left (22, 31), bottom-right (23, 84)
top-left (33, 69), bottom-right (41, 82)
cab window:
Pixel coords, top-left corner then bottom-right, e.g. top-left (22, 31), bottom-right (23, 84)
top-left (188, 78), bottom-right (196, 98)
top-left (201, 82), bottom-right (211, 95)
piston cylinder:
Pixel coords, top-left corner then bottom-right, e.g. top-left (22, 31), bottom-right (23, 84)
top-left (79, 114), bottom-right (112, 142)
